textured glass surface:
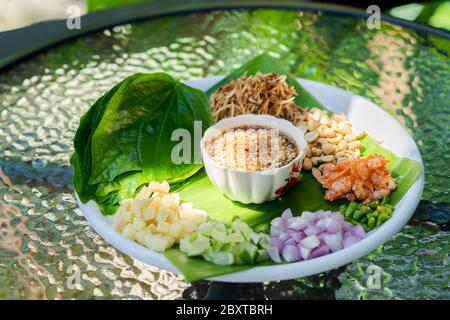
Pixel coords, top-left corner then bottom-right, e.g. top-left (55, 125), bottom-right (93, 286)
top-left (0, 9), bottom-right (449, 300)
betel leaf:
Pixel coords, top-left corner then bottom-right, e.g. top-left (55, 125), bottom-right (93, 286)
top-left (71, 73), bottom-right (212, 215)
top-left (89, 73), bottom-right (211, 185)
top-left (206, 52), bottom-right (325, 110)
top-left (71, 74), bottom-right (140, 203)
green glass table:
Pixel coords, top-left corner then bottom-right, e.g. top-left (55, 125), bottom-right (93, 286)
top-left (0, 3), bottom-right (449, 299)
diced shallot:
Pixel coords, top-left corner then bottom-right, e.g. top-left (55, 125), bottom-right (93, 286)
top-left (268, 210), bottom-right (366, 263)
top-left (300, 235), bottom-right (320, 249)
top-left (310, 244), bottom-right (330, 258)
top-left (282, 245), bottom-right (301, 262)
top-left (267, 245), bottom-right (282, 263)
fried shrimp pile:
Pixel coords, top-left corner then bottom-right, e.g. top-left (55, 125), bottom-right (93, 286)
top-left (317, 154), bottom-right (397, 203)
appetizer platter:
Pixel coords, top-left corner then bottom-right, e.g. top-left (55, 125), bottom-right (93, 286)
top-left (73, 54), bottom-right (423, 282)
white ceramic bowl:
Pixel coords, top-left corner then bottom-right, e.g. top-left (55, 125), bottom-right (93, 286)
top-left (200, 114), bottom-right (307, 204)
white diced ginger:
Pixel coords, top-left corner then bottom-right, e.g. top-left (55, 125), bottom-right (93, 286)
top-left (161, 194), bottom-right (176, 208)
top-left (120, 199), bottom-right (133, 210)
top-left (120, 210), bottom-right (134, 223)
top-left (162, 235), bottom-right (175, 247)
top-left (136, 186), bottom-right (151, 200)
top-left (193, 215), bottom-right (206, 225)
top-left (151, 197), bottom-right (162, 208)
top-left (129, 199), bottom-right (149, 215)
top-left (143, 235), bottom-right (169, 252)
top-left (112, 217), bottom-right (127, 232)
top-left (147, 224), bottom-right (157, 233)
top-left (179, 208), bottom-right (194, 221)
top-left (156, 221), bottom-right (170, 233)
top-left (168, 223), bottom-right (183, 238)
top-left (148, 181), bottom-right (170, 194)
top-left (156, 207), bottom-right (171, 222)
top-left (142, 205), bottom-right (156, 222)
top-left (122, 225), bottom-right (137, 241)
top-left (168, 212), bottom-right (182, 224)
top-left (182, 220), bottom-right (198, 233)
top-left (172, 193), bottom-right (180, 205)
top-left (181, 202), bottom-right (193, 211)
top-left (132, 217), bottom-right (146, 231)
top-left (135, 229), bottom-right (152, 244)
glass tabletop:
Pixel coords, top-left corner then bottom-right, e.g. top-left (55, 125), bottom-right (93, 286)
top-left (0, 7), bottom-right (449, 300)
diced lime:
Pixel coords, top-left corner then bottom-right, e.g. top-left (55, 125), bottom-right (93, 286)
top-left (220, 243), bottom-right (233, 253)
top-left (250, 232), bottom-right (261, 245)
top-left (211, 229), bottom-right (228, 242)
top-left (231, 220), bottom-right (253, 240)
top-left (237, 243), bottom-right (258, 264)
top-left (227, 232), bottom-right (245, 243)
top-left (258, 233), bottom-right (270, 248)
top-left (253, 223), bottom-right (269, 234)
top-left (205, 250), bottom-right (234, 265)
top-left (211, 239), bottom-right (223, 252)
top-left (186, 234), bottom-right (210, 256)
top-left (256, 249), bottom-right (269, 263)
top-left (198, 222), bottom-right (214, 236)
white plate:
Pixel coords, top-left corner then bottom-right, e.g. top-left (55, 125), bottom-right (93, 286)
top-left (76, 76), bottom-right (424, 283)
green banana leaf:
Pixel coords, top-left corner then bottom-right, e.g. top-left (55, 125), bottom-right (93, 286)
top-left (164, 54), bottom-right (422, 282)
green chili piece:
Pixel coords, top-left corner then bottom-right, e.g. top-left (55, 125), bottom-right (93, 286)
top-left (367, 200), bottom-right (379, 209)
top-left (377, 205), bottom-right (392, 215)
top-left (353, 210), bottom-right (363, 220)
top-left (360, 205), bottom-right (371, 214)
top-left (367, 217), bottom-right (376, 229)
top-left (376, 213), bottom-right (390, 227)
top-left (381, 196), bottom-right (389, 205)
top-left (345, 201), bottom-right (358, 217)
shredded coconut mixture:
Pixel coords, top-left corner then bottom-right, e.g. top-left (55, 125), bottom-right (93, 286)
top-left (210, 72), bottom-right (308, 124)
top-left (207, 127), bottom-right (298, 172)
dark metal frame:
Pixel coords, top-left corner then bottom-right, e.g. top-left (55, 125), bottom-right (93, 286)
top-left (0, 0), bottom-right (449, 72)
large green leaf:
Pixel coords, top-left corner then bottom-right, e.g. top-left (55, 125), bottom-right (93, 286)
top-left (71, 73), bottom-right (212, 215)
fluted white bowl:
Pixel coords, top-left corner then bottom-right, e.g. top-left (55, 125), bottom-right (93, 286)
top-left (200, 114), bottom-right (307, 204)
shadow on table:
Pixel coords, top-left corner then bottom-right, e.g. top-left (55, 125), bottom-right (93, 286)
top-left (181, 265), bottom-right (347, 300)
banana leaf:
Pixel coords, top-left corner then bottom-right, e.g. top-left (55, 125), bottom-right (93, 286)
top-left (164, 54), bottom-right (422, 282)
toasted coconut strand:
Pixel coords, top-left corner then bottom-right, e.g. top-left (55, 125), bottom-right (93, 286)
top-left (210, 72), bottom-right (308, 123)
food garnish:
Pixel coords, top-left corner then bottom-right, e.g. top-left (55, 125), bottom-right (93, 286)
top-left (339, 196), bottom-right (393, 230)
top-left (210, 72), bottom-right (361, 172)
top-left (180, 218), bottom-right (269, 265)
top-left (268, 209), bottom-right (366, 263)
top-left (316, 154), bottom-right (397, 203)
top-left (206, 126), bottom-right (298, 171)
top-left (113, 181), bottom-right (206, 252)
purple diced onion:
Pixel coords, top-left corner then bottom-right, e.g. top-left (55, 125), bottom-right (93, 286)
top-left (282, 245), bottom-right (301, 262)
top-left (268, 210), bottom-right (366, 263)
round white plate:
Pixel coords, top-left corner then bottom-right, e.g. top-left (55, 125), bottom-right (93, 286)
top-left (76, 76), bottom-right (424, 283)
